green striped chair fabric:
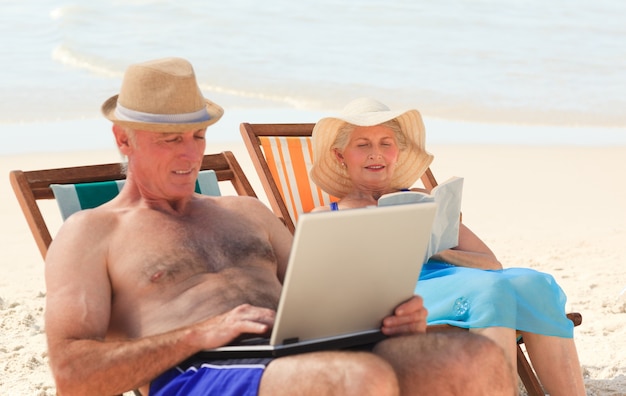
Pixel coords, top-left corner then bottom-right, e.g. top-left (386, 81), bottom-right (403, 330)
top-left (51, 169), bottom-right (220, 220)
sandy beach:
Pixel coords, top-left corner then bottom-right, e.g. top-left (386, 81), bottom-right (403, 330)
top-left (1, 137), bottom-right (625, 395)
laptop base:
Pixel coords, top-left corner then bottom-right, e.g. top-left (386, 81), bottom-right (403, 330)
top-left (198, 330), bottom-right (387, 359)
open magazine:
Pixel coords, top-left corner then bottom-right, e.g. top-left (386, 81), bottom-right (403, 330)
top-left (378, 176), bottom-right (464, 262)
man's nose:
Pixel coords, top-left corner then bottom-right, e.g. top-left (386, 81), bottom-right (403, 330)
top-left (177, 137), bottom-right (203, 160)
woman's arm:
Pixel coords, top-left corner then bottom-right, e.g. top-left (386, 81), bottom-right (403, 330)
top-left (429, 223), bottom-right (502, 270)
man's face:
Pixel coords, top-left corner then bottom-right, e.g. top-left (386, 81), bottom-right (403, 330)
top-left (128, 128), bottom-right (207, 200)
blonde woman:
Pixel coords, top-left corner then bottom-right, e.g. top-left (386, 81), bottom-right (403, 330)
top-left (310, 97), bottom-right (585, 396)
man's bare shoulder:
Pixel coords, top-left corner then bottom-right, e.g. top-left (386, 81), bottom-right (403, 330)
top-left (201, 195), bottom-right (291, 245)
top-left (207, 194), bottom-right (259, 204)
top-left (65, 200), bottom-right (125, 229)
top-left (49, 201), bottom-right (126, 255)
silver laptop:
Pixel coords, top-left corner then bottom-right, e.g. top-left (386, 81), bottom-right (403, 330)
top-left (199, 202), bottom-right (437, 358)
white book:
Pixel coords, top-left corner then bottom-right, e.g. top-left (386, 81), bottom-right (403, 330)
top-left (378, 176), bottom-right (464, 262)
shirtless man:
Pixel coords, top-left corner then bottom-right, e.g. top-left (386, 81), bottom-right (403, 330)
top-left (44, 57), bottom-right (515, 396)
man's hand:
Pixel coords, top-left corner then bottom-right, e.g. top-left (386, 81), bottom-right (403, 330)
top-left (187, 304), bottom-right (276, 349)
top-left (380, 295), bottom-right (428, 336)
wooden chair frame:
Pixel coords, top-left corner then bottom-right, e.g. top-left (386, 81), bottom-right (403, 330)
top-left (10, 151), bottom-right (256, 260)
top-left (240, 122), bottom-right (582, 396)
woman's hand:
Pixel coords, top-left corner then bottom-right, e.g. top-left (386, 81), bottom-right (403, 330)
top-left (380, 295), bottom-right (428, 336)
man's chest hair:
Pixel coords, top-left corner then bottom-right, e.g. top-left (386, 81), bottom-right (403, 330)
top-left (116, 213), bottom-right (276, 275)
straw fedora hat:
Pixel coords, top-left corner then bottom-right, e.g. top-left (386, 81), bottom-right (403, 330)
top-left (310, 97), bottom-right (434, 198)
top-left (102, 57), bottom-right (223, 132)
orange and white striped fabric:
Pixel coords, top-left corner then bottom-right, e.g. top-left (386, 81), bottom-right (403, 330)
top-left (259, 136), bottom-right (338, 224)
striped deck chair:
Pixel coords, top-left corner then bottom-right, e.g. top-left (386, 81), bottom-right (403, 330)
top-left (239, 122), bottom-right (582, 396)
top-left (10, 151), bottom-right (256, 260)
top-left (257, 133), bottom-right (337, 227)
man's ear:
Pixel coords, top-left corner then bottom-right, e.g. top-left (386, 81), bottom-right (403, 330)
top-left (112, 125), bottom-right (132, 155)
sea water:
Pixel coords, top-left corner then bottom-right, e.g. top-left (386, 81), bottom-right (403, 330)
top-left (1, 0), bottom-right (625, 153)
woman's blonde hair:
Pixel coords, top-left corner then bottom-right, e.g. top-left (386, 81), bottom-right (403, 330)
top-left (331, 119), bottom-right (408, 153)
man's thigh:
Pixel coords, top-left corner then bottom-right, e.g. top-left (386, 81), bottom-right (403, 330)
top-left (372, 332), bottom-right (515, 396)
top-left (259, 350), bottom-right (398, 396)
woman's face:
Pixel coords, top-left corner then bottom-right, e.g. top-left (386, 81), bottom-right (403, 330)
top-left (334, 125), bottom-right (400, 192)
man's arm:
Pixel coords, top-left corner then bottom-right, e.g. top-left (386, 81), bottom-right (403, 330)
top-left (44, 211), bottom-right (274, 396)
top-left (264, 208), bottom-right (293, 283)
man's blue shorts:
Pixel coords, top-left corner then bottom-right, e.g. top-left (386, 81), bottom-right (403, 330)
top-left (149, 357), bottom-right (273, 396)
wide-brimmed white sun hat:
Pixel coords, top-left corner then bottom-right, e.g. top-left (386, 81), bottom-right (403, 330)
top-left (310, 97), bottom-right (434, 198)
top-left (102, 57), bottom-right (223, 132)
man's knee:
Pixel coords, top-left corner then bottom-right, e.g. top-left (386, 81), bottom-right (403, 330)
top-left (347, 351), bottom-right (400, 396)
top-left (434, 332), bottom-right (517, 395)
